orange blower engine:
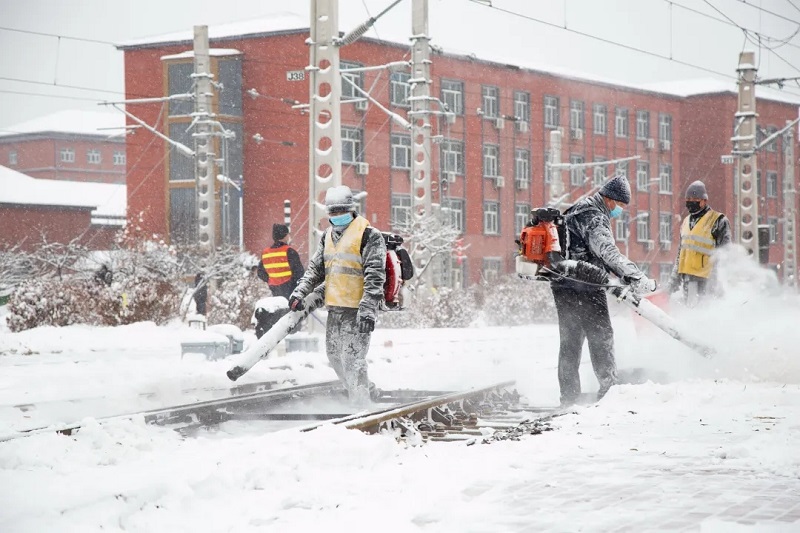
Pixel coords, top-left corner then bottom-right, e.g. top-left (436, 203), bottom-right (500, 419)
top-left (382, 232), bottom-right (414, 310)
top-left (515, 207), bottom-right (566, 279)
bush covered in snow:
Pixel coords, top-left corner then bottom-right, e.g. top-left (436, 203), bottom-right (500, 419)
top-left (208, 269), bottom-right (266, 331)
top-left (6, 278), bottom-right (84, 332)
top-left (379, 276), bottom-right (556, 329)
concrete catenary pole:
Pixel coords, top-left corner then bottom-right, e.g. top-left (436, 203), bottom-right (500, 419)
top-left (549, 128), bottom-right (564, 207)
top-left (410, 0), bottom-right (433, 286)
top-left (193, 25), bottom-right (216, 251)
top-left (308, 0), bottom-right (342, 257)
top-left (783, 121), bottom-right (797, 288)
top-left (734, 51), bottom-right (759, 256)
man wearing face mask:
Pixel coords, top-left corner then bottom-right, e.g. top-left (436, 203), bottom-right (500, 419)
top-left (288, 185), bottom-right (386, 405)
top-left (667, 180), bottom-right (731, 304)
top-left (551, 174), bottom-right (656, 406)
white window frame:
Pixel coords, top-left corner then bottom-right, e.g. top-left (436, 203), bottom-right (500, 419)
top-left (482, 257), bottom-right (503, 282)
top-left (442, 198), bottom-right (465, 234)
top-left (8, 150), bottom-right (17, 166)
top-left (615, 213), bottom-right (630, 241)
top-left (514, 91), bottom-right (530, 123)
top-left (60, 147), bottom-right (75, 163)
top-left (482, 85), bottom-right (499, 118)
top-left (450, 258), bottom-right (465, 289)
top-left (593, 104), bottom-right (607, 135)
top-left (340, 61), bottom-right (363, 100)
top-left (390, 71), bottom-right (411, 107)
top-left (544, 151), bottom-right (552, 183)
top-left (342, 126), bottom-right (363, 164)
top-left (441, 79), bottom-right (464, 116)
top-left (391, 193), bottom-right (411, 228)
top-left (615, 108), bottom-right (628, 138)
top-left (544, 95), bottom-right (559, 129)
top-left (659, 163), bottom-right (672, 194)
top-left (483, 144), bottom-right (499, 178)
top-left (659, 113), bottom-right (672, 142)
top-left (87, 149), bottom-right (101, 165)
top-left (769, 217), bottom-right (779, 242)
top-left (569, 154), bottom-right (585, 186)
top-left (767, 171), bottom-right (778, 198)
top-left (593, 158), bottom-right (606, 187)
top-left (515, 148), bottom-right (530, 185)
top-left (515, 203), bottom-right (531, 235)
top-left (659, 263), bottom-right (673, 286)
top-left (659, 213), bottom-right (672, 243)
top-left (483, 201), bottom-right (500, 235)
top-left (570, 100), bottom-right (585, 134)
top-left (113, 150), bottom-right (126, 166)
top-left (637, 212), bottom-right (650, 242)
top-left (441, 140), bottom-right (464, 174)
top-left (766, 126), bottom-right (778, 152)
top-left (636, 110), bottom-right (650, 140)
top-left (391, 134), bottom-right (411, 170)
top-left (616, 160), bottom-right (628, 179)
top-left (636, 161), bottom-right (650, 190)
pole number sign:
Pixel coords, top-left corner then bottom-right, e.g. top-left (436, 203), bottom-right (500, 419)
top-left (286, 70), bottom-right (305, 82)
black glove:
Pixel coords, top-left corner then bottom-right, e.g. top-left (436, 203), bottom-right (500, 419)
top-left (358, 316), bottom-right (375, 333)
top-left (288, 295), bottom-right (304, 312)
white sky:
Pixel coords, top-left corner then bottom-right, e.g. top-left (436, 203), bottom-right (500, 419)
top-left (2, 0), bottom-right (800, 129)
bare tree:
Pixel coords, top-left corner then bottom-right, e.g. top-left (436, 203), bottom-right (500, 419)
top-left (393, 210), bottom-right (462, 292)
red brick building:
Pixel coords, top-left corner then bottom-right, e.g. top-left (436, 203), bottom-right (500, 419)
top-left (118, 18), bottom-right (799, 286)
top-left (0, 110), bottom-right (127, 185)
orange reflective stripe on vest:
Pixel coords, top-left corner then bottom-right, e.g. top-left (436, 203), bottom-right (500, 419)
top-left (262, 245), bottom-right (292, 286)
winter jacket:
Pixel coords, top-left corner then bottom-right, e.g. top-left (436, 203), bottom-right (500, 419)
top-left (292, 219), bottom-right (387, 322)
top-left (257, 241), bottom-right (305, 295)
top-left (669, 206), bottom-right (731, 286)
top-left (553, 193), bottom-right (644, 291)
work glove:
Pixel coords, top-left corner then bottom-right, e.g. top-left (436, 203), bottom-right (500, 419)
top-left (288, 294), bottom-right (305, 312)
top-left (630, 276), bottom-right (657, 295)
top-left (358, 316), bottom-right (375, 333)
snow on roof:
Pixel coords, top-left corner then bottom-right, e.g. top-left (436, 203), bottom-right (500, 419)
top-left (160, 48), bottom-right (242, 61)
top-left (0, 109), bottom-right (126, 139)
top-left (639, 78), bottom-right (800, 105)
top-left (0, 165), bottom-right (126, 223)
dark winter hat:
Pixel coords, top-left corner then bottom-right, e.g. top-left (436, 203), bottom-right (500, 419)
top-left (272, 223), bottom-right (289, 241)
top-left (599, 174), bottom-right (631, 204)
top-left (685, 180), bottom-right (708, 199)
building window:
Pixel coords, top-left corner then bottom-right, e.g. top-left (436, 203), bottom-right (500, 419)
top-left (570, 154), bottom-right (585, 186)
top-left (570, 100), bottom-right (585, 136)
top-left (615, 108), bottom-right (629, 138)
top-left (659, 163), bottom-right (672, 194)
top-left (659, 263), bottom-right (673, 286)
top-left (482, 85), bottom-right (499, 118)
top-left (515, 203), bottom-right (531, 235)
top-left (391, 134), bottom-right (411, 169)
top-left (544, 151), bottom-right (552, 183)
top-left (593, 104), bottom-right (607, 135)
top-left (616, 160), bottom-right (628, 179)
top-left (441, 79), bottom-right (464, 115)
top-left (60, 148), bottom-right (75, 163)
top-left (515, 148), bottom-right (530, 186)
top-left (340, 61), bottom-right (363, 100)
top-left (636, 110), bottom-right (650, 140)
top-left (450, 258), bottom-right (465, 289)
top-left (113, 151), bottom-right (126, 166)
top-left (636, 161), bottom-right (650, 190)
top-left (483, 144), bottom-right (499, 178)
top-left (390, 71), bottom-right (411, 107)
top-left (765, 126), bottom-right (778, 152)
top-left (442, 198), bottom-right (465, 233)
top-left (441, 140), bottom-right (465, 175)
top-left (637, 212), bottom-right (650, 242)
top-left (659, 213), bottom-right (672, 243)
top-left (218, 58), bottom-right (243, 116)
top-left (87, 149), bottom-right (101, 164)
top-left (769, 217), bottom-right (779, 242)
top-left (514, 91), bottom-right (530, 123)
top-left (342, 127), bottom-right (363, 163)
top-left (616, 212), bottom-right (630, 241)
top-left (544, 95), bottom-right (559, 129)
top-left (167, 62), bottom-right (194, 116)
top-left (767, 171), bottom-right (778, 198)
top-left (659, 113), bottom-right (672, 142)
top-left (391, 193), bottom-right (411, 228)
top-left (8, 150), bottom-right (17, 166)
top-left (593, 158), bottom-right (606, 187)
top-left (169, 123), bottom-right (193, 181)
top-left (483, 201), bottom-right (500, 235)
top-left (482, 257), bottom-right (503, 282)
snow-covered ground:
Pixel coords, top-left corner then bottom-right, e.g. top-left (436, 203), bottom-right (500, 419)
top-left (1, 255), bottom-right (799, 532)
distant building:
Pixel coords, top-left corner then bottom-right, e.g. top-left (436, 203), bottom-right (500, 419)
top-left (0, 110), bottom-right (128, 185)
top-left (0, 165), bottom-right (126, 251)
top-left (117, 15), bottom-right (800, 286)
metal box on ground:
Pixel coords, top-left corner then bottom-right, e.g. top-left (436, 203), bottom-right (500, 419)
top-left (285, 333), bottom-right (320, 353)
top-left (208, 324), bottom-right (245, 354)
top-left (181, 330), bottom-right (231, 361)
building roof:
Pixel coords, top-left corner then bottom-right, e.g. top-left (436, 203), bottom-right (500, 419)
top-left (0, 110), bottom-right (127, 140)
top-left (117, 11), bottom-right (800, 106)
top-left (0, 165), bottom-right (126, 225)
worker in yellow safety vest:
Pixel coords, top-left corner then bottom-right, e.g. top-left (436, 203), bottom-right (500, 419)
top-left (667, 180), bottom-right (731, 306)
top-left (288, 185), bottom-right (386, 405)
top-left (257, 223), bottom-right (305, 300)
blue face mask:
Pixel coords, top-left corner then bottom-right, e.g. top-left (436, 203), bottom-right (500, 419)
top-left (329, 213), bottom-right (353, 226)
top-left (609, 205), bottom-right (623, 219)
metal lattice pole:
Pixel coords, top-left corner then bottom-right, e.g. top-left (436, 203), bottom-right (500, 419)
top-left (734, 51), bottom-right (759, 256)
top-left (783, 122), bottom-right (797, 288)
top-left (193, 25), bottom-right (216, 251)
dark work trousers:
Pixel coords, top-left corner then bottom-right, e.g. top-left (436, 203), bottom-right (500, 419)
top-left (325, 307), bottom-right (374, 405)
top-left (552, 287), bottom-right (617, 404)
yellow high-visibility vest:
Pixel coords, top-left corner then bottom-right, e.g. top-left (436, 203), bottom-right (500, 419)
top-left (323, 216), bottom-right (370, 308)
top-left (678, 209), bottom-right (722, 278)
